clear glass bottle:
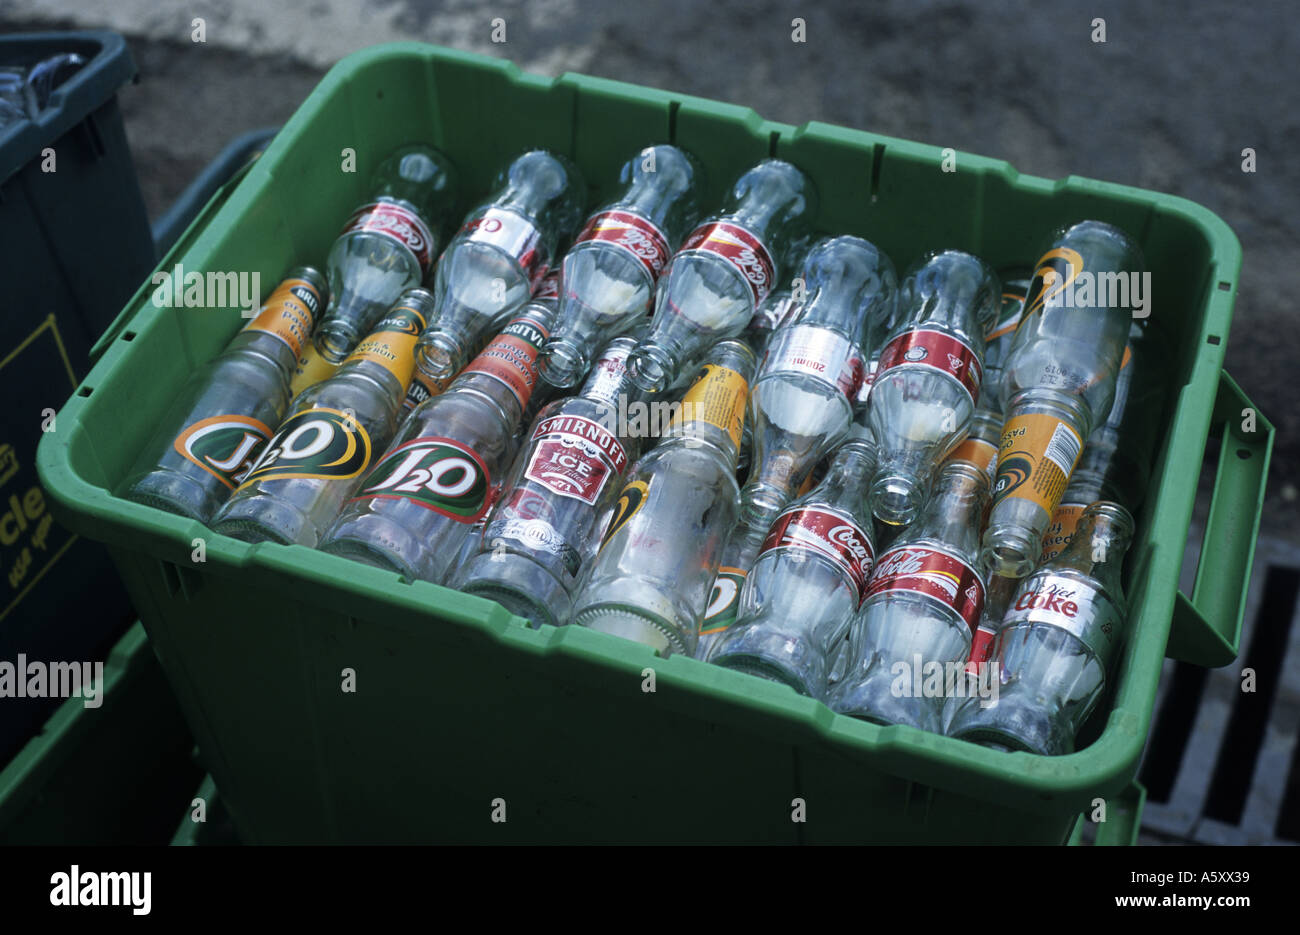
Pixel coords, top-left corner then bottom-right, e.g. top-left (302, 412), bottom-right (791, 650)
top-left (571, 339), bottom-right (756, 656)
top-left (949, 501), bottom-right (1134, 755)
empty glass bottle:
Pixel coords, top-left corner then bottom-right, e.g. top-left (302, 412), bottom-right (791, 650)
top-left (980, 270), bottom-right (1030, 414)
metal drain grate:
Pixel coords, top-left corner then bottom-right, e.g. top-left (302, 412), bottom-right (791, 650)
top-left (1138, 532), bottom-right (1300, 845)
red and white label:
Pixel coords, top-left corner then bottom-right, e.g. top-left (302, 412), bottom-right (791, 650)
top-left (457, 206), bottom-right (549, 290)
top-left (876, 328), bottom-right (982, 405)
top-left (965, 623), bottom-right (998, 674)
top-left (1001, 572), bottom-right (1123, 662)
top-left (679, 221), bottom-right (776, 306)
top-left (523, 414), bottom-right (629, 506)
top-left (533, 267), bottom-right (561, 302)
top-left (575, 209), bottom-right (671, 280)
top-left (341, 200), bottom-right (435, 274)
top-left (865, 545), bottom-right (985, 633)
top-left (760, 506), bottom-right (875, 606)
top-left (761, 324), bottom-right (864, 400)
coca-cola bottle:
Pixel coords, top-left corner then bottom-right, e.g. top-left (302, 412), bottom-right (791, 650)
top-left (413, 150), bottom-right (584, 388)
top-left (454, 337), bottom-right (642, 627)
top-left (708, 430), bottom-right (877, 699)
top-left (949, 501), bottom-right (1134, 755)
top-left (982, 221), bottom-right (1144, 578)
top-left (741, 235), bottom-right (896, 531)
top-left (540, 145), bottom-right (704, 388)
top-left (313, 145), bottom-right (457, 363)
top-left (866, 250), bottom-right (998, 527)
top-left (571, 339), bottom-right (756, 656)
top-left (626, 159), bottom-right (816, 393)
top-left (829, 460), bottom-right (988, 733)
top-left (319, 298), bottom-right (557, 582)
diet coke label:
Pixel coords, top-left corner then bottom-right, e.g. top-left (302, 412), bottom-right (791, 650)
top-left (761, 324), bottom-right (863, 400)
top-left (575, 209), bottom-right (672, 280)
top-left (524, 414), bottom-right (629, 506)
top-left (865, 545), bottom-right (985, 633)
top-left (876, 328), bottom-right (983, 405)
top-left (760, 506), bottom-right (875, 606)
top-left (341, 200), bottom-right (436, 274)
top-left (458, 206), bottom-right (549, 290)
top-left (1000, 572), bottom-right (1124, 664)
top-left (680, 220), bottom-right (776, 306)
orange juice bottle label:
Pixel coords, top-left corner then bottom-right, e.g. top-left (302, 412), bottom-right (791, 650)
top-left (992, 413), bottom-right (1083, 513)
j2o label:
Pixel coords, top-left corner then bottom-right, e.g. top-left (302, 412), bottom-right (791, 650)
top-left (351, 436), bottom-right (492, 522)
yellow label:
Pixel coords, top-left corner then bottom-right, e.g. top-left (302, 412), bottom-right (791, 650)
top-left (289, 342), bottom-right (339, 397)
top-left (243, 276), bottom-right (322, 358)
top-left (946, 435), bottom-right (998, 482)
top-left (1038, 501), bottom-right (1087, 565)
top-left (992, 412), bottom-right (1083, 513)
top-left (668, 364), bottom-right (749, 449)
top-left (599, 479), bottom-right (649, 552)
top-left (343, 302), bottom-right (428, 389)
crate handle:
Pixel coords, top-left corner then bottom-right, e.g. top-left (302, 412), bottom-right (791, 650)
top-left (1090, 780), bottom-right (1146, 846)
top-left (1167, 372), bottom-right (1273, 667)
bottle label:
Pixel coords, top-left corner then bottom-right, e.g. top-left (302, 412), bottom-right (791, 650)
top-left (458, 207), bottom-right (549, 290)
top-left (461, 315), bottom-right (551, 409)
top-left (1022, 247), bottom-right (1085, 318)
top-left (401, 368), bottom-right (453, 414)
top-left (864, 545), bottom-right (985, 633)
top-left (533, 267), bottom-right (562, 302)
top-left (700, 566), bottom-right (747, 636)
top-left (965, 622), bottom-right (998, 674)
top-left (523, 414), bottom-right (629, 506)
top-left (598, 478), bottom-right (650, 552)
top-left (760, 507), bottom-right (875, 606)
top-left (946, 435), bottom-right (998, 484)
top-left (341, 200), bottom-right (435, 275)
top-left (761, 324), bottom-right (863, 400)
top-left (289, 342), bottom-right (341, 397)
top-left (1038, 501), bottom-right (1088, 564)
top-left (574, 209), bottom-right (672, 280)
top-left (350, 436), bottom-right (492, 522)
top-left (237, 407), bottom-right (373, 488)
top-left (1001, 572), bottom-right (1123, 662)
top-left (992, 413), bottom-right (1083, 513)
top-left (488, 515), bottom-right (582, 577)
top-left (667, 363), bottom-right (750, 450)
top-left (875, 328), bottom-right (982, 405)
top-left (243, 276), bottom-right (323, 358)
top-left (173, 415), bottom-right (273, 490)
top-left (342, 301), bottom-right (429, 389)
top-left (584, 347), bottom-right (632, 406)
top-left (679, 221), bottom-right (775, 306)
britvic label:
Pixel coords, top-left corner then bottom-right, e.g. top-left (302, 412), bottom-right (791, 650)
top-left (760, 507), bottom-right (875, 606)
top-left (876, 328), bottom-right (982, 405)
top-left (238, 407), bottom-right (372, 487)
top-left (458, 207), bottom-right (549, 290)
top-left (350, 436), bottom-right (492, 522)
top-left (574, 209), bottom-right (671, 280)
top-left (865, 545), bottom-right (985, 634)
top-left (524, 414), bottom-right (628, 506)
top-left (700, 567), bottom-right (747, 636)
top-left (173, 415), bottom-right (273, 489)
top-left (343, 300), bottom-right (429, 388)
top-left (761, 324), bottom-right (864, 400)
top-left (340, 200), bottom-right (435, 274)
top-left (1000, 571), bottom-right (1123, 663)
top-left (679, 221), bottom-right (775, 305)
top-left (243, 276), bottom-right (323, 358)
top-left (461, 315), bottom-right (550, 409)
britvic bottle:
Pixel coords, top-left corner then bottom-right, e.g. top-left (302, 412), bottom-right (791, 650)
top-left (413, 150), bottom-right (584, 388)
top-left (455, 336), bottom-right (641, 627)
top-left (949, 501), bottom-right (1134, 755)
top-left (829, 460), bottom-right (989, 733)
top-left (709, 430), bottom-right (877, 699)
top-left (540, 145), bottom-right (704, 388)
top-left (626, 159), bottom-right (815, 393)
top-left (741, 235), bottom-right (897, 531)
top-left (211, 289), bottom-right (433, 546)
top-left (121, 267), bottom-right (328, 522)
top-left (981, 221), bottom-right (1144, 577)
top-left (571, 339), bottom-right (756, 656)
top-left (867, 250), bottom-right (998, 526)
top-left (313, 145), bottom-right (456, 363)
top-left (320, 299), bottom-right (557, 582)
top-left (695, 517), bottom-right (769, 661)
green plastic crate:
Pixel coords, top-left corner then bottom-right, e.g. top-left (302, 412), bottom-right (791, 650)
top-left (36, 42), bottom-right (1272, 844)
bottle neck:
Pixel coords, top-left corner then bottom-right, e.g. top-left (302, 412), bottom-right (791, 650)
top-left (311, 360), bottom-right (404, 413)
top-left (907, 465), bottom-right (988, 555)
top-left (1054, 503), bottom-right (1133, 596)
top-left (225, 330), bottom-right (298, 377)
top-left (814, 440), bottom-right (876, 507)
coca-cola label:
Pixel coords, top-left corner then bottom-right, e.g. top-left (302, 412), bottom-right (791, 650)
top-left (457, 206), bottom-right (549, 290)
top-left (341, 201), bottom-right (435, 274)
top-left (523, 414), bottom-right (629, 506)
top-left (1001, 572), bottom-right (1123, 663)
top-left (865, 545), bottom-right (985, 633)
top-left (761, 324), bottom-right (863, 400)
top-left (965, 623), bottom-right (998, 675)
top-left (760, 507), bottom-right (875, 606)
top-left (876, 328), bottom-right (982, 405)
top-left (575, 209), bottom-right (671, 280)
top-left (349, 436), bottom-right (492, 522)
top-left (679, 221), bottom-right (776, 306)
